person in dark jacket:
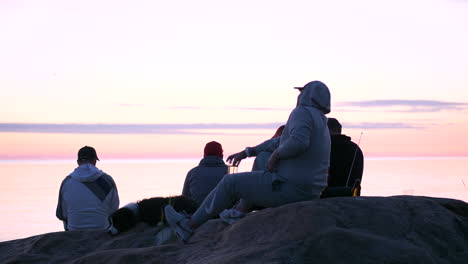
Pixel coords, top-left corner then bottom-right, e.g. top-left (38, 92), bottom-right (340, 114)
top-left (56, 146), bottom-right (119, 231)
top-left (182, 141), bottom-right (228, 206)
top-left (327, 118), bottom-right (364, 191)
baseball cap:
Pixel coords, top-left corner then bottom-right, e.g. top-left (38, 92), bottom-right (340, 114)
top-left (78, 146), bottom-right (100, 161)
top-left (294, 81), bottom-right (314, 90)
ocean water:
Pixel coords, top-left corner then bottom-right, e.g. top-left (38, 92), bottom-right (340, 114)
top-left (0, 157), bottom-right (467, 242)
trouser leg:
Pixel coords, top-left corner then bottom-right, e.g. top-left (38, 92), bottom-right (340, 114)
top-left (191, 171), bottom-right (305, 227)
top-left (234, 199), bottom-right (252, 213)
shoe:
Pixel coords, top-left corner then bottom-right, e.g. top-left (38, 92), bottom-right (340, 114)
top-left (219, 208), bottom-right (246, 225)
top-left (164, 205), bottom-right (193, 243)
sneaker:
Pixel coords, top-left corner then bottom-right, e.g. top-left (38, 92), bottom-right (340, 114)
top-left (164, 205), bottom-right (193, 243)
top-left (219, 208), bottom-right (246, 225)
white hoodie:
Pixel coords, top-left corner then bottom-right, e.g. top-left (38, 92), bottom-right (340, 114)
top-left (249, 81), bottom-right (331, 196)
top-left (56, 164), bottom-right (119, 231)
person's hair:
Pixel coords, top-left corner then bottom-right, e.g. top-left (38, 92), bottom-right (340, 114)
top-left (272, 125), bottom-right (285, 139)
top-left (327, 118), bottom-right (342, 135)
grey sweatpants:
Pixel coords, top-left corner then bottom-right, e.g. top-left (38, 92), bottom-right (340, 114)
top-left (191, 171), bottom-right (320, 226)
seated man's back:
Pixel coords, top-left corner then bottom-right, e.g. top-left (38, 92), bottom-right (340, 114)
top-left (56, 146), bottom-right (119, 231)
top-left (327, 118), bottom-right (364, 188)
top-left (182, 141), bottom-right (228, 206)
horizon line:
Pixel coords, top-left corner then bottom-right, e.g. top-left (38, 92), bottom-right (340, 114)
top-left (1, 156), bottom-right (467, 164)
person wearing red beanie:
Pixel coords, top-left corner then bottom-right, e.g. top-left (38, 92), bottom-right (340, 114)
top-left (182, 141), bottom-right (228, 206)
top-left (203, 141), bottom-right (223, 158)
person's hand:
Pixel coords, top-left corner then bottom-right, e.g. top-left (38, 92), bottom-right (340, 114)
top-left (267, 149), bottom-right (280, 172)
top-left (226, 151), bottom-right (247, 166)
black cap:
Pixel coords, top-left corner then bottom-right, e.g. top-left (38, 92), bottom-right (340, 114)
top-left (78, 146), bottom-right (100, 162)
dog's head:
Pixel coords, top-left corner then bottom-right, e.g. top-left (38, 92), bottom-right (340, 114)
top-left (108, 203), bottom-right (139, 235)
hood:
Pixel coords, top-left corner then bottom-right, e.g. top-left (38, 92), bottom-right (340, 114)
top-left (70, 163), bottom-right (105, 182)
top-left (297, 81), bottom-right (331, 114)
top-left (199, 156), bottom-right (226, 166)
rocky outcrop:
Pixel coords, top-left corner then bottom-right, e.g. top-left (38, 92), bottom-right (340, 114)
top-left (1, 196), bottom-right (468, 263)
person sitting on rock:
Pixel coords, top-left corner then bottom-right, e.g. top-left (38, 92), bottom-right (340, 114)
top-left (56, 146), bottom-right (119, 231)
top-left (228, 124), bottom-right (286, 217)
top-left (164, 80), bottom-right (332, 243)
top-left (182, 141), bottom-right (228, 206)
top-left (251, 125), bottom-right (285, 171)
top-left (327, 117), bottom-right (364, 193)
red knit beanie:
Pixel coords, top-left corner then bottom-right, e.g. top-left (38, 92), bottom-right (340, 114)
top-left (204, 141), bottom-right (223, 158)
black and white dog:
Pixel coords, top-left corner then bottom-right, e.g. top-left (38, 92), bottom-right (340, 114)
top-left (108, 195), bottom-right (198, 235)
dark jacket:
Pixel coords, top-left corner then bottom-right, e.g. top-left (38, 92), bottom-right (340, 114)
top-left (328, 134), bottom-right (364, 187)
top-left (182, 156), bottom-right (228, 205)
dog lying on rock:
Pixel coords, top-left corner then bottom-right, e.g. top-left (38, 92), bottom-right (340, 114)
top-left (108, 195), bottom-right (198, 235)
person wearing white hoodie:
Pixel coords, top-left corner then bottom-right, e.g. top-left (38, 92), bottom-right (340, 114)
top-left (164, 81), bottom-right (331, 243)
top-left (56, 146), bottom-right (119, 231)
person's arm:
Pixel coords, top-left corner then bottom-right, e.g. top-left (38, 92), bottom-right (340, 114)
top-left (227, 137), bottom-right (281, 166)
top-left (351, 146), bottom-right (364, 184)
top-left (275, 108), bottom-right (313, 160)
top-left (56, 177), bottom-right (68, 230)
top-left (56, 192), bottom-right (65, 221)
top-left (248, 137), bottom-right (281, 155)
top-left (182, 170), bottom-right (192, 197)
top-left (108, 177), bottom-right (120, 213)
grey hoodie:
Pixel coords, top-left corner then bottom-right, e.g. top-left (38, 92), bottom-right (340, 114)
top-left (249, 81), bottom-right (331, 196)
top-left (56, 164), bottom-right (119, 231)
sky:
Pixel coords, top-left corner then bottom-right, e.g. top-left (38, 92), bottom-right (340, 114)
top-left (1, 0), bottom-right (467, 159)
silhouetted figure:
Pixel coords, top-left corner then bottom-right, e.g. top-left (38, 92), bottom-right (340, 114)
top-left (182, 141), bottom-right (228, 206)
top-left (233, 125), bottom-right (286, 214)
top-left (252, 125), bottom-right (285, 171)
top-left (164, 80), bottom-right (331, 243)
top-left (327, 118), bottom-right (364, 194)
top-left (56, 146), bottom-right (119, 231)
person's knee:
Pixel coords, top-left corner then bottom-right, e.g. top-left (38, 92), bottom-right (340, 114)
top-left (221, 173), bottom-right (237, 186)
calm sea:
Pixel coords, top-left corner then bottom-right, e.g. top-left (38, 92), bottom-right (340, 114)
top-left (1, 157), bottom-right (467, 242)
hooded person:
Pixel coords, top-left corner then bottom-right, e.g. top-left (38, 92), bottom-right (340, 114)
top-left (164, 81), bottom-right (331, 243)
top-left (182, 141), bottom-right (228, 206)
top-left (56, 146), bottom-right (119, 231)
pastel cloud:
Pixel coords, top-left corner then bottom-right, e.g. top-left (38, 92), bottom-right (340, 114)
top-left (118, 100), bottom-right (468, 113)
top-left (341, 122), bottom-right (426, 130)
top-left (337, 100), bottom-right (468, 112)
top-left (0, 123), bottom-right (283, 135)
top-left (0, 121), bottom-right (430, 135)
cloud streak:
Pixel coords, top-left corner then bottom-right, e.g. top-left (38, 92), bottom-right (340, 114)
top-left (0, 123), bottom-right (284, 135)
top-left (118, 100), bottom-right (468, 113)
top-left (0, 121), bottom-right (431, 135)
top-left (337, 100), bottom-right (468, 112)
top-left (341, 122), bottom-right (427, 130)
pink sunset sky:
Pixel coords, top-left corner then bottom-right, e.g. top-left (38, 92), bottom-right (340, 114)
top-left (1, 0), bottom-right (468, 160)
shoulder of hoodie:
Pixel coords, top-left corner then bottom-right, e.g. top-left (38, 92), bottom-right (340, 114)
top-left (100, 173), bottom-right (117, 188)
top-left (289, 105), bottom-right (320, 120)
top-left (61, 172), bottom-right (116, 187)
